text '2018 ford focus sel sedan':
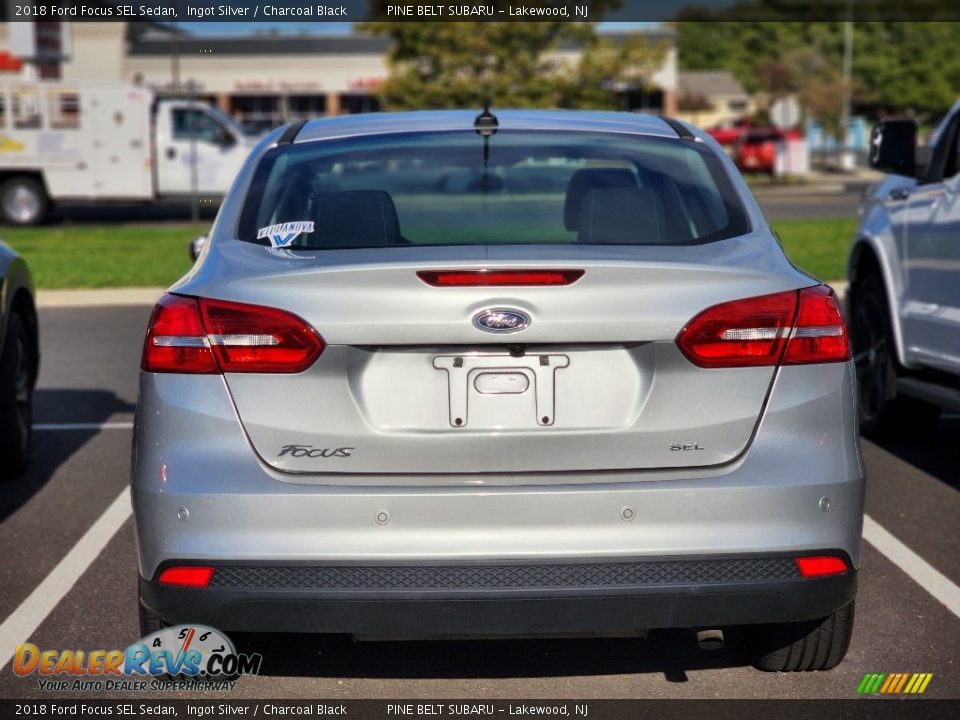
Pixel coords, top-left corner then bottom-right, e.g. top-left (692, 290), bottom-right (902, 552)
top-left (133, 110), bottom-right (863, 672)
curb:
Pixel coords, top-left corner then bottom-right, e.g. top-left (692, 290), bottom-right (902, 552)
top-left (37, 287), bottom-right (166, 309)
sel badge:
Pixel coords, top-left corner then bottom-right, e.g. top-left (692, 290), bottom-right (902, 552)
top-left (257, 221), bottom-right (315, 248)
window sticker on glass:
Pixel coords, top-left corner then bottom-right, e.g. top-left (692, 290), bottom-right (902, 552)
top-left (256, 220), bottom-right (315, 248)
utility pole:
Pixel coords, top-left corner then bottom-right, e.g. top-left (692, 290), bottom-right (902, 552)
top-left (840, 1), bottom-right (854, 170)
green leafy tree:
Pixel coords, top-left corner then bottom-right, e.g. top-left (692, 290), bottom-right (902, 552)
top-left (357, 15), bottom-right (667, 111)
top-left (676, 21), bottom-right (960, 119)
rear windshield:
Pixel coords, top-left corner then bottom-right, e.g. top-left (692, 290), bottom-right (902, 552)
top-left (238, 130), bottom-right (749, 249)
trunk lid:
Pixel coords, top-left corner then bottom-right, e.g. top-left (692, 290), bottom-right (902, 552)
top-left (184, 240), bottom-right (807, 477)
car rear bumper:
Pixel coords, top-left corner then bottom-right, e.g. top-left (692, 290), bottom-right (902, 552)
top-left (140, 557), bottom-right (857, 635)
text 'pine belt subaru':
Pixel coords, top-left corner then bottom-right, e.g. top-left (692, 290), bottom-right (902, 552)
top-left (133, 108), bottom-right (864, 672)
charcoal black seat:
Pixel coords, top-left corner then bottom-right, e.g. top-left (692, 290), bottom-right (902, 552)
top-left (562, 168), bottom-right (639, 232)
top-left (311, 190), bottom-right (402, 248)
top-left (577, 187), bottom-right (666, 245)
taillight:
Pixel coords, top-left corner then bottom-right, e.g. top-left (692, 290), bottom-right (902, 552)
top-left (142, 294), bottom-right (324, 374)
top-left (141, 295), bottom-right (217, 374)
top-left (417, 269), bottom-right (584, 287)
top-left (781, 285), bottom-right (851, 365)
top-left (677, 285), bottom-right (850, 368)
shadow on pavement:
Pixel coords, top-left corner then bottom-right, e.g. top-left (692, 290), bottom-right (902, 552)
top-left (235, 629), bottom-right (756, 680)
top-left (865, 416), bottom-right (960, 493)
top-left (0, 388), bottom-right (136, 523)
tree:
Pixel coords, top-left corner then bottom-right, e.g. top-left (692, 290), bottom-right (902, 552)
top-left (676, 21), bottom-right (960, 119)
top-left (356, 18), bottom-right (667, 111)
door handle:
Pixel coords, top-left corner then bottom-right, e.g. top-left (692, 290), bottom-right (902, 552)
top-left (888, 187), bottom-right (910, 201)
top-left (166, 147), bottom-right (176, 160)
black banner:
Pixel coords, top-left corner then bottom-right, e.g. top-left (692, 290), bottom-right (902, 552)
top-left (6, 0), bottom-right (960, 23)
top-left (1, 700), bottom-right (959, 719)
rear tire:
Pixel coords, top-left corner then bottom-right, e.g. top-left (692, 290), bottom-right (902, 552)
top-left (752, 602), bottom-right (855, 672)
top-left (139, 597), bottom-right (167, 636)
top-left (0, 177), bottom-right (48, 226)
top-left (849, 273), bottom-right (940, 438)
top-left (0, 312), bottom-right (34, 479)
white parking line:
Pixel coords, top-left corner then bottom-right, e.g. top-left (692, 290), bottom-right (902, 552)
top-left (863, 513), bottom-right (960, 619)
top-left (33, 422), bottom-right (134, 431)
top-left (0, 487), bottom-right (133, 672)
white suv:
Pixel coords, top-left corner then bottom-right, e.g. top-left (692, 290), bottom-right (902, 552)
top-left (849, 105), bottom-right (960, 436)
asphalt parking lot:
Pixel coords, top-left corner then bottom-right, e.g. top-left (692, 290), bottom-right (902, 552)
top-left (0, 302), bottom-right (957, 701)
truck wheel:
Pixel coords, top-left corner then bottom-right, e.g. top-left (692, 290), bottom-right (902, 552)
top-left (850, 273), bottom-right (940, 438)
top-left (0, 311), bottom-right (34, 479)
top-left (753, 602), bottom-right (855, 672)
top-left (0, 177), bottom-right (48, 226)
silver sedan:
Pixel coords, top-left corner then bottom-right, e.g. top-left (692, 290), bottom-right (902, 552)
top-left (133, 110), bottom-right (863, 672)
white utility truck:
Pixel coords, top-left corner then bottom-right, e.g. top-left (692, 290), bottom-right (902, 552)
top-left (0, 82), bottom-right (259, 224)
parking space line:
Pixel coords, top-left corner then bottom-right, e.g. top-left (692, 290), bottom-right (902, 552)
top-left (0, 487), bottom-right (132, 672)
top-left (33, 422), bottom-right (134, 431)
top-left (863, 513), bottom-right (960, 619)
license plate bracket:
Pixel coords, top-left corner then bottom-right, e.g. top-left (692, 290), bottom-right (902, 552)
top-left (433, 353), bottom-right (570, 428)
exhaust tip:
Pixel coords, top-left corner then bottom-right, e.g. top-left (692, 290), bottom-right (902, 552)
top-left (696, 629), bottom-right (724, 651)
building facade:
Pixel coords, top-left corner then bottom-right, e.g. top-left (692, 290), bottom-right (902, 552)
top-left (1, 22), bottom-right (677, 129)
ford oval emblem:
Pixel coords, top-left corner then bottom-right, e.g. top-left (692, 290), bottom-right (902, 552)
top-left (473, 308), bottom-right (531, 334)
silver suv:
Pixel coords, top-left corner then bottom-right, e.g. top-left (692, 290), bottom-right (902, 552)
top-left (133, 110), bottom-right (863, 672)
top-left (850, 105), bottom-right (960, 436)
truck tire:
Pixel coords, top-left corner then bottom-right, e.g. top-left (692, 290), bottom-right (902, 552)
top-left (0, 177), bottom-right (48, 226)
top-left (752, 602), bottom-right (855, 672)
top-left (0, 311), bottom-right (34, 479)
top-left (849, 273), bottom-right (940, 438)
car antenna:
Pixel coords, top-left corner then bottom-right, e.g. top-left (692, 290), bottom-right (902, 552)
top-left (474, 101), bottom-right (498, 168)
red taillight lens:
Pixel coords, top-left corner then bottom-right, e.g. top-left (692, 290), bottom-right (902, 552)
top-left (782, 285), bottom-right (851, 365)
top-left (417, 270), bottom-right (584, 287)
top-left (141, 295), bottom-right (217, 374)
top-left (142, 294), bottom-right (324, 374)
top-left (199, 298), bottom-right (324, 373)
top-left (677, 285), bottom-right (850, 368)
top-left (677, 290), bottom-right (797, 368)
top-left (157, 566), bottom-right (215, 588)
top-left (795, 555), bottom-right (848, 578)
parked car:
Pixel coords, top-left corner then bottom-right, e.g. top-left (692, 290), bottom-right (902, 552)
top-left (134, 110), bottom-right (862, 671)
top-left (707, 117), bottom-right (751, 147)
top-left (0, 242), bottom-right (38, 478)
top-left (735, 128), bottom-right (787, 175)
top-left (848, 106), bottom-right (960, 435)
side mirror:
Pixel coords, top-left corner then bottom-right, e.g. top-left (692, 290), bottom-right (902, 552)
top-left (869, 119), bottom-right (918, 177)
top-left (189, 235), bottom-right (208, 261)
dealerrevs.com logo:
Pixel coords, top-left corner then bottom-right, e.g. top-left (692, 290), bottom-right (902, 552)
top-left (13, 625), bottom-right (261, 692)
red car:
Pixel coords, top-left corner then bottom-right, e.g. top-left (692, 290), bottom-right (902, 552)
top-left (735, 128), bottom-right (789, 175)
top-left (707, 118), bottom-right (751, 147)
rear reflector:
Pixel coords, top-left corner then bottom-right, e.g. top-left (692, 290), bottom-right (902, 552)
top-left (417, 269), bottom-right (584, 287)
top-left (677, 285), bottom-right (850, 368)
top-left (142, 294), bottom-right (324, 374)
top-left (157, 566), bottom-right (215, 588)
top-left (795, 556), bottom-right (848, 578)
